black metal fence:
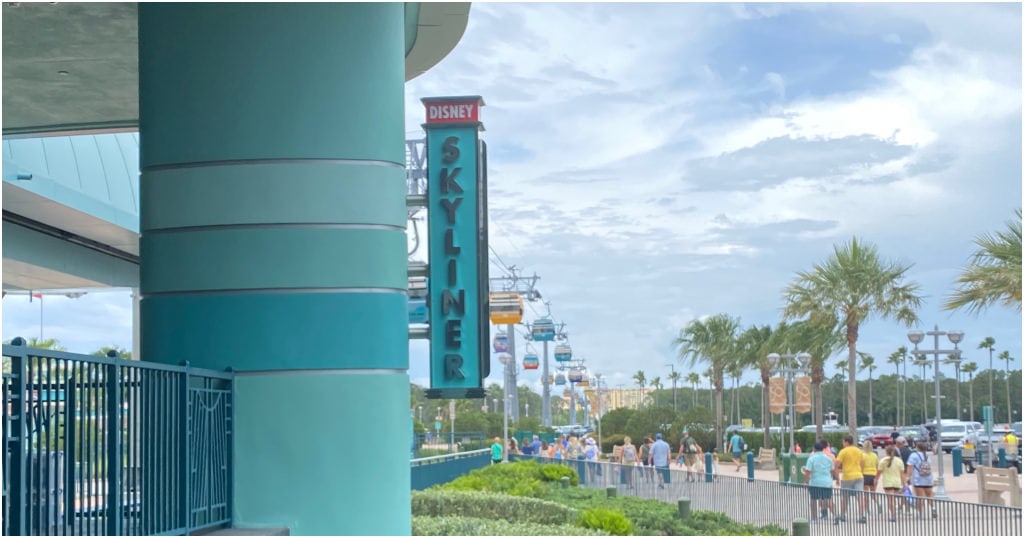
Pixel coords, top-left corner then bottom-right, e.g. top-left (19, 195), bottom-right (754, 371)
top-left (2, 339), bottom-right (233, 535)
top-left (523, 456), bottom-right (1022, 536)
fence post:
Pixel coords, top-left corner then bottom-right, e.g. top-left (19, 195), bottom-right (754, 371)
top-left (105, 350), bottom-right (123, 536)
top-left (792, 517), bottom-right (810, 536)
top-left (677, 497), bottom-right (691, 519)
top-left (180, 362), bottom-right (191, 531)
top-left (7, 338), bottom-right (28, 536)
top-left (606, 485), bottom-right (616, 498)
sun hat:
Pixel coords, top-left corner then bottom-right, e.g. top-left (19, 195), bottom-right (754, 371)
top-left (586, 437), bottom-right (596, 445)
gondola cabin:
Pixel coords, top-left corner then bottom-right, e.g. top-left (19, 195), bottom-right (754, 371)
top-left (408, 276), bottom-right (428, 299)
top-left (489, 292), bottom-right (524, 325)
top-left (568, 368), bottom-right (584, 383)
top-left (408, 298), bottom-right (428, 324)
top-left (523, 353), bottom-right (539, 370)
top-left (555, 373), bottom-right (567, 386)
top-left (554, 344), bottom-right (572, 362)
top-left (493, 333), bottom-right (509, 353)
top-left (576, 377), bottom-right (590, 387)
top-left (531, 318), bottom-right (556, 341)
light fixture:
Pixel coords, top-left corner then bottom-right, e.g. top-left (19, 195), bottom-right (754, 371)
top-left (907, 330), bottom-right (925, 345)
top-left (947, 330), bottom-right (964, 345)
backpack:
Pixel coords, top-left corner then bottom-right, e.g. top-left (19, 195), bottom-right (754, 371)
top-left (916, 454), bottom-right (932, 477)
top-left (585, 446), bottom-right (597, 460)
top-left (685, 437), bottom-right (697, 454)
top-left (623, 445), bottom-right (636, 462)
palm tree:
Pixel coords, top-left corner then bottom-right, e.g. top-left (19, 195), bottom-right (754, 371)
top-left (962, 361), bottom-right (978, 422)
top-left (782, 236), bottom-right (922, 435)
top-left (668, 370), bottom-right (681, 411)
top-left (835, 360), bottom-right (848, 423)
top-left (650, 376), bottom-right (663, 407)
top-left (740, 323), bottom-right (775, 446)
top-left (887, 350), bottom-right (904, 426)
top-left (860, 353), bottom-right (876, 426)
top-left (945, 208), bottom-right (1022, 314)
top-left (686, 372), bottom-right (700, 407)
top-left (703, 368), bottom-right (714, 408)
top-left (633, 370), bottom-right (646, 409)
top-left (943, 352), bottom-right (963, 420)
top-left (998, 350), bottom-right (1014, 423)
top-left (726, 361), bottom-right (743, 425)
top-left (913, 354), bottom-right (930, 423)
top-left (979, 337), bottom-right (996, 418)
top-left (675, 313), bottom-right (741, 451)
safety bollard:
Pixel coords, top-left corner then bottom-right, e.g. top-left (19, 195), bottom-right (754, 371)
top-left (998, 447), bottom-right (1007, 468)
top-left (606, 486), bottom-right (617, 498)
top-left (561, 476), bottom-right (570, 488)
top-left (792, 518), bottom-right (810, 536)
top-left (747, 451), bottom-right (755, 482)
top-left (705, 452), bottom-right (713, 483)
top-left (952, 447), bottom-right (962, 476)
top-left (678, 497), bottom-right (691, 519)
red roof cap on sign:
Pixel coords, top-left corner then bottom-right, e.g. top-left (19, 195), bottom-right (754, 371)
top-left (422, 95), bottom-right (485, 125)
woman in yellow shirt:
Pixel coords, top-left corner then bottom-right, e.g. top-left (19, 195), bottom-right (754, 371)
top-left (877, 445), bottom-right (906, 523)
top-left (861, 440), bottom-right (879, 493)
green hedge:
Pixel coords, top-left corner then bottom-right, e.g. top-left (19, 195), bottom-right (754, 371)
top-left (578, 507), bottom-right (634, 536)
top-left (438, 459), bottom-right (578, 497)
top-left (412, 516), bottom-right (607, 536)
top-left (412, 490), bottom-right (578, 526)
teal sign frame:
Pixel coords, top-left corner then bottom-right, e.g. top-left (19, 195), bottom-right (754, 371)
top-left (423, 96), bottom-right (489, 399)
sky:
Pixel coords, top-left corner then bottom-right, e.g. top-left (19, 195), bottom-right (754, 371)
top-left (3, 2), bottom-right (1022, 400)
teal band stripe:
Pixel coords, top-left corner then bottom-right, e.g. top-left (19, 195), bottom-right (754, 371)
top-left (141, 292), bottom-right (409, 371)
top-left (232, 372), bottom-right (411, 534)
top-left (140, 227), bottom-right (407, 293)
top-left (138, 3), bottom-right (405, 167)
top-left (141, 161), bottom-right (407, 231)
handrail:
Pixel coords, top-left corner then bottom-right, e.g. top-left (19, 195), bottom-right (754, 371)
top-left (411, 448), bottom-right (489, 466)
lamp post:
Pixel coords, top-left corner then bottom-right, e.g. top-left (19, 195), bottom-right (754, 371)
top-left (665, 363), bottom-right (677, 411)
top-left (767, 351), bottom-right (812, 455)
top-left (499, 353), bottom-right (512, 462)
top-left (418, 405), bottom-right (423, 424)
top-left (908, 325), bottom-right (963, 501)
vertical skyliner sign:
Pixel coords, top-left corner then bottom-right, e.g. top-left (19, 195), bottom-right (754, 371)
top-left (423, 96), bottom-right (489, 399)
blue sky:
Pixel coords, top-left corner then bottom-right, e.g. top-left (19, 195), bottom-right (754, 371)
top-left (3, 2), bottom-right (1021, 399)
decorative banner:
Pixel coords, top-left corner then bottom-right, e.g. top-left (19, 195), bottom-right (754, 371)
top-left (424, 96), bottom-right (489, 400)
top-left (794, 376), bottom-right (812, 413)
top-left (769, 376), bottom-right (786, 414)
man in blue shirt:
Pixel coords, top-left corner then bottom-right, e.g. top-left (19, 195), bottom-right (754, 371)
top-left (649, 433), bottom-right (672, 488)
top-left (530, 435), bottom-right (542, 456)
top-left (728, 430), bottom-right (745, 472)
top-left (803, 441), bottom-right (836, 523)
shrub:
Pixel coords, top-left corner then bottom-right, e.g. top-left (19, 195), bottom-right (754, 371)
top-left (412, 490), bottom-right (578, 525)
top-left (438, 459), bottom-right (578, 497)
top-left (577, 507), bottom-right (634, 536)
top-left (600, 434), bottom-right (625, 455)
top-left (412, 516), bottom-right (606, 536)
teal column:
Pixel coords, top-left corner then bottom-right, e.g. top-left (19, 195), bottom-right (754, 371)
top-left (139, 4), bottom-right (409, 535)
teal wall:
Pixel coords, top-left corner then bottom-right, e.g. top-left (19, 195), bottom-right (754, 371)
top-left (138, 3), bottom-right (409, 535)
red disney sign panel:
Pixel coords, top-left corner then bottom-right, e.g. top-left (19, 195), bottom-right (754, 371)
top-left (423, 96), bottom-right (484, 124)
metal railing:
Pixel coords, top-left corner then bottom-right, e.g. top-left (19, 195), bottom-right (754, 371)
top-left (410, 449), bottom-right (491, 491)
top-left (2, 340), bottom-right (233, 536)
top-left (519, 456), bottom-right (1022, 536)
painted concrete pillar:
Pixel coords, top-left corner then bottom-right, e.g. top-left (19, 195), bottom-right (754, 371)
top-left (138, 4), bottom-right (409, 535)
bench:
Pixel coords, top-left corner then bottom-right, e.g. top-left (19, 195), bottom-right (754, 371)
top-left (754, 447), bottom-right (777, 470)
top-left (977, 467), bottom-right (1022, 507)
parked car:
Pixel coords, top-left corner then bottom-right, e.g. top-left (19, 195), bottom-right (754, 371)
top-left (869, 428), bottom-right (899, 448)
top-left (937, 421), bottom-right (980, 453)
top-left (975, 426), bottom-right (1021, 472)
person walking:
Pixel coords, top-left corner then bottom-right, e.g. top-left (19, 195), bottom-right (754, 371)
top-left (905, 441), bottom-right (936, 519)
top-left (650, 433), bottom-right (672, 489)
top-left (728, 430), bottom-right (745, 472)
top-left (619, 436), bottom-right (638, 488)
top-left (678, 430), bottom-right (700, 481)
top-left (639, 437), bottom-right (653, 483)
top-left (491, 437), bottom-right (503, 465)
top-left (803, 441), bottom-right (836, 523)
top-left (861, 440), bottom-right (880, 513)
top-left (834, 435), bottom-right (867, 525)
top-left (877, 445), bottom-right (906, 523)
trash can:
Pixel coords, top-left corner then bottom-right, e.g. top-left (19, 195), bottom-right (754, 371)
top-left (792, 454), bottom-right (809, 485)
top-left (780, 453), bottom-right (792, 484)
